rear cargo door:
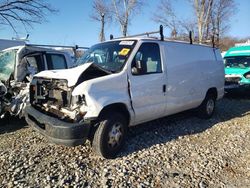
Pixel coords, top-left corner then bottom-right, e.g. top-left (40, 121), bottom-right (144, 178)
top-left (128, 42), bottom-right (167, 124)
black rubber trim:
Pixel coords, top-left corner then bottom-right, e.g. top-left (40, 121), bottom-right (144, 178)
top-left (25, 105), bottom-right (92, 146)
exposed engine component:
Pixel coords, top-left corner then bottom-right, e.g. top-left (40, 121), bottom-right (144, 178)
top-left (30, 64), bottom-right (109, 122)
top-left (30, 78), bottom-right (86, 122)
top-left (0, 80), bottom-right (30, 118)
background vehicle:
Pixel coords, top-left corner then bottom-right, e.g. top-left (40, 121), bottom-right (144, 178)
top-left (0, 39), bottom-right (25, 51)
top-left (25, 27), bottom-right (224, 158)
top-left (224, 45), bottom-right (250, 91)
top-left (0, 45), bottom-right (78, 118)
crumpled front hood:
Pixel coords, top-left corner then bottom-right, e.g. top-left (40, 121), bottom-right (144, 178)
top-left (225, 67), bottom-right (250, 76)
top-left (34, 63), bottom-right (92, 87)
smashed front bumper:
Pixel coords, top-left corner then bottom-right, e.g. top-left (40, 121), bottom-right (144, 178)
top-left (25, 105), bottom-right (91, 146)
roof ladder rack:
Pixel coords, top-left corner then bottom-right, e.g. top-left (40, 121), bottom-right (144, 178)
top-left (189, 31), bottom-right (193, 44)
top-left (212, 35), bottom-right (215, 48)
top-left (25, 44), bottom-right (89, 50)
top-left (110, 25), bottom-right (164, 41)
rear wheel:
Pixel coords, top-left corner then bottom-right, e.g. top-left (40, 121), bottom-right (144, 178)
top-left (92, 112), bottom-right (127, 159)
top-left (197, 93), bottom-right (216, 119)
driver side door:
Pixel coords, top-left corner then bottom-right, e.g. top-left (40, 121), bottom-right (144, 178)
top-left (128, 42), bottom-right (167, 124)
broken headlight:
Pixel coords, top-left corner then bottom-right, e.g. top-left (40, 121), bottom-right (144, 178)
top-left (70, 95), bottom-right (88, 115)
top-left (71, 95), bottom-right (86, 106)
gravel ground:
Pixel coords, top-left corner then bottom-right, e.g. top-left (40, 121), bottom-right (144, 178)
top-left (0, 95), bottom-right (250, 187)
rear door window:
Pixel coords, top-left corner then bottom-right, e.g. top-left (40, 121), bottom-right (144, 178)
top-left (26, 55), bottom-right (45, 72)
top-left (46, 54), bottom-right (67, 70)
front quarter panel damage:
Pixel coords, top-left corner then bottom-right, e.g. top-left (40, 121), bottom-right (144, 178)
top-left (30, 64), bottom-right (133, 124)
top-left (72, 72), bottom-right (133, 122)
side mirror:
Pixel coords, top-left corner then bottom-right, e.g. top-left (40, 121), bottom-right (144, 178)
top-left (136, 60), bottom-right (142, 69)
top-left (132, 60), bottom-right (142, 75)
top-left (132, 67), bottom-right (139, 75)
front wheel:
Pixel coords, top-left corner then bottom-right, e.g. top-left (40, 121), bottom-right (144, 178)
top-left (92, 112), bottom-right (128, 159)
top-left (197, 93), bottom-right (216, 119)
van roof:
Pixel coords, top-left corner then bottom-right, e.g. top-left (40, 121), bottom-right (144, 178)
top-left (224, 45), bottom-right (250, 57)
top-left (3, 45), bottom-right (69, 53)
top-left (103, 37), bottom-right (215, 48)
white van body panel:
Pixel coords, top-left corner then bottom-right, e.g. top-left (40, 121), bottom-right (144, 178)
top-left (72, 72), bottom-right (134, 121)
top-left (126, 40), bottom-right (167, 125)
top-left (162, 42), bottom-right (224, 116)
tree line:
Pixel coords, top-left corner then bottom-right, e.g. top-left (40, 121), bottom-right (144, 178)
top-left (0, 0), bottom-right (246, 50)
top-left (90, 0), bottom-right (238, 49)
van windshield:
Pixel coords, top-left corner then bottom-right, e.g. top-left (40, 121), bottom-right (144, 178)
top-left (224, 56), bottom-right (250, 68)
top-left (77, 40), bottom-right (136, 73)
top-left (0, 50), bottom-right (16, 81)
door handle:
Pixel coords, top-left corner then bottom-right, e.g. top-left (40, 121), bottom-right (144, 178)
top-left (163, 84), bottom-right (166, 93)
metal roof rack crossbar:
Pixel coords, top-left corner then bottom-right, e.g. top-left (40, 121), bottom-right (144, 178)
top-left (25, 44), bottom-right (89, 50)
top-left (110, 25), bottom-right (164, 41)
top-left (109, 25), bottom-right (216, 48)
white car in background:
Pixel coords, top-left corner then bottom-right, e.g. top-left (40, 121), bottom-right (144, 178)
top-left (0, 45), bottom-right (75, 118)
top-left (0, 39), bottom-right (25, 51)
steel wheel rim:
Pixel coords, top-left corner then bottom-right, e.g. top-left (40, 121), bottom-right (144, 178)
top-left (108, 122), bottom-right (123, 148)
top-left (206, 99), bottom-right (214, 115)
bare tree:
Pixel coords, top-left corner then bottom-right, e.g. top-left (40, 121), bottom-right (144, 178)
top-left (153, 0), bottom-right (236, 46)
top-left (112, 0), bottom-right (144, 37)
top-left (90, 0), bottom-right (112, 42)
top-left (178, 19), bottom-right (197, 41)
top-left (192, 0), bottom-right (214, 43)
top-left (153, 0), bottom-right (179, 38)
top-left (210, 0), bottom-right (236, 46)
top-left (0, 0), bottom-right (56, 33)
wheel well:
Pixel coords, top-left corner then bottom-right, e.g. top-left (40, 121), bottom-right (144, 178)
top-left (207, 88), bottom-right (218, 99)
top-left (98, 103), bottom-right (130, 124)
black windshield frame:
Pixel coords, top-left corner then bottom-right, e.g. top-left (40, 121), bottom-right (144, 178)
top-left (77, 40), bottom-right (137, 73)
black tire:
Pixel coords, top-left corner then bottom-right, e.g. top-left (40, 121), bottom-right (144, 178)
top-left (92, 112), bottom-right (128, 159)
top-left (197, 93), bottom-right (216, 119)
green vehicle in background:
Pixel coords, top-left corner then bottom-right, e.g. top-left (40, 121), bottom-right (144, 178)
top-left (224, 45), bottom-right (250, 91)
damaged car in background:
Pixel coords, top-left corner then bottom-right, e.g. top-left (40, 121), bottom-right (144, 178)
top-left (0, 45), bottom-right (82, 119)
top-left (25, 27), bottom-right (224, 159)
top-left (224, 45), bottom-right (250, 92)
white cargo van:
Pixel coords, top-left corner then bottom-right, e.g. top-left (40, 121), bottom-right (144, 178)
top-left (25, 28), bottom-right (224, 158)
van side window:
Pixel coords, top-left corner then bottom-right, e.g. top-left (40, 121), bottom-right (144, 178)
top-left (132, 43), bottom-right (162, 75)
top-left (26, 55), bottom-right (44, 72)
top-left (46, 54), bottom-right (67, 70)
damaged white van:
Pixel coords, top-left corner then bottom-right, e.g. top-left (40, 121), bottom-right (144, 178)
top-left (25, 29), bottom-right (224, 158)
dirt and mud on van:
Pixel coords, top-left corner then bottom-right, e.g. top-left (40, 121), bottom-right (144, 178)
top-left (25, 28), bottom-right (224, 158)
top-left (224, 45), bottom-right (250, 92)
top-left (0, 45), bottom-right (76, 119)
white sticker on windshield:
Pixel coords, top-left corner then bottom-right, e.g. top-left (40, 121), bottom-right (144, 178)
top-left (119, 41), bottom-right (134, 46)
